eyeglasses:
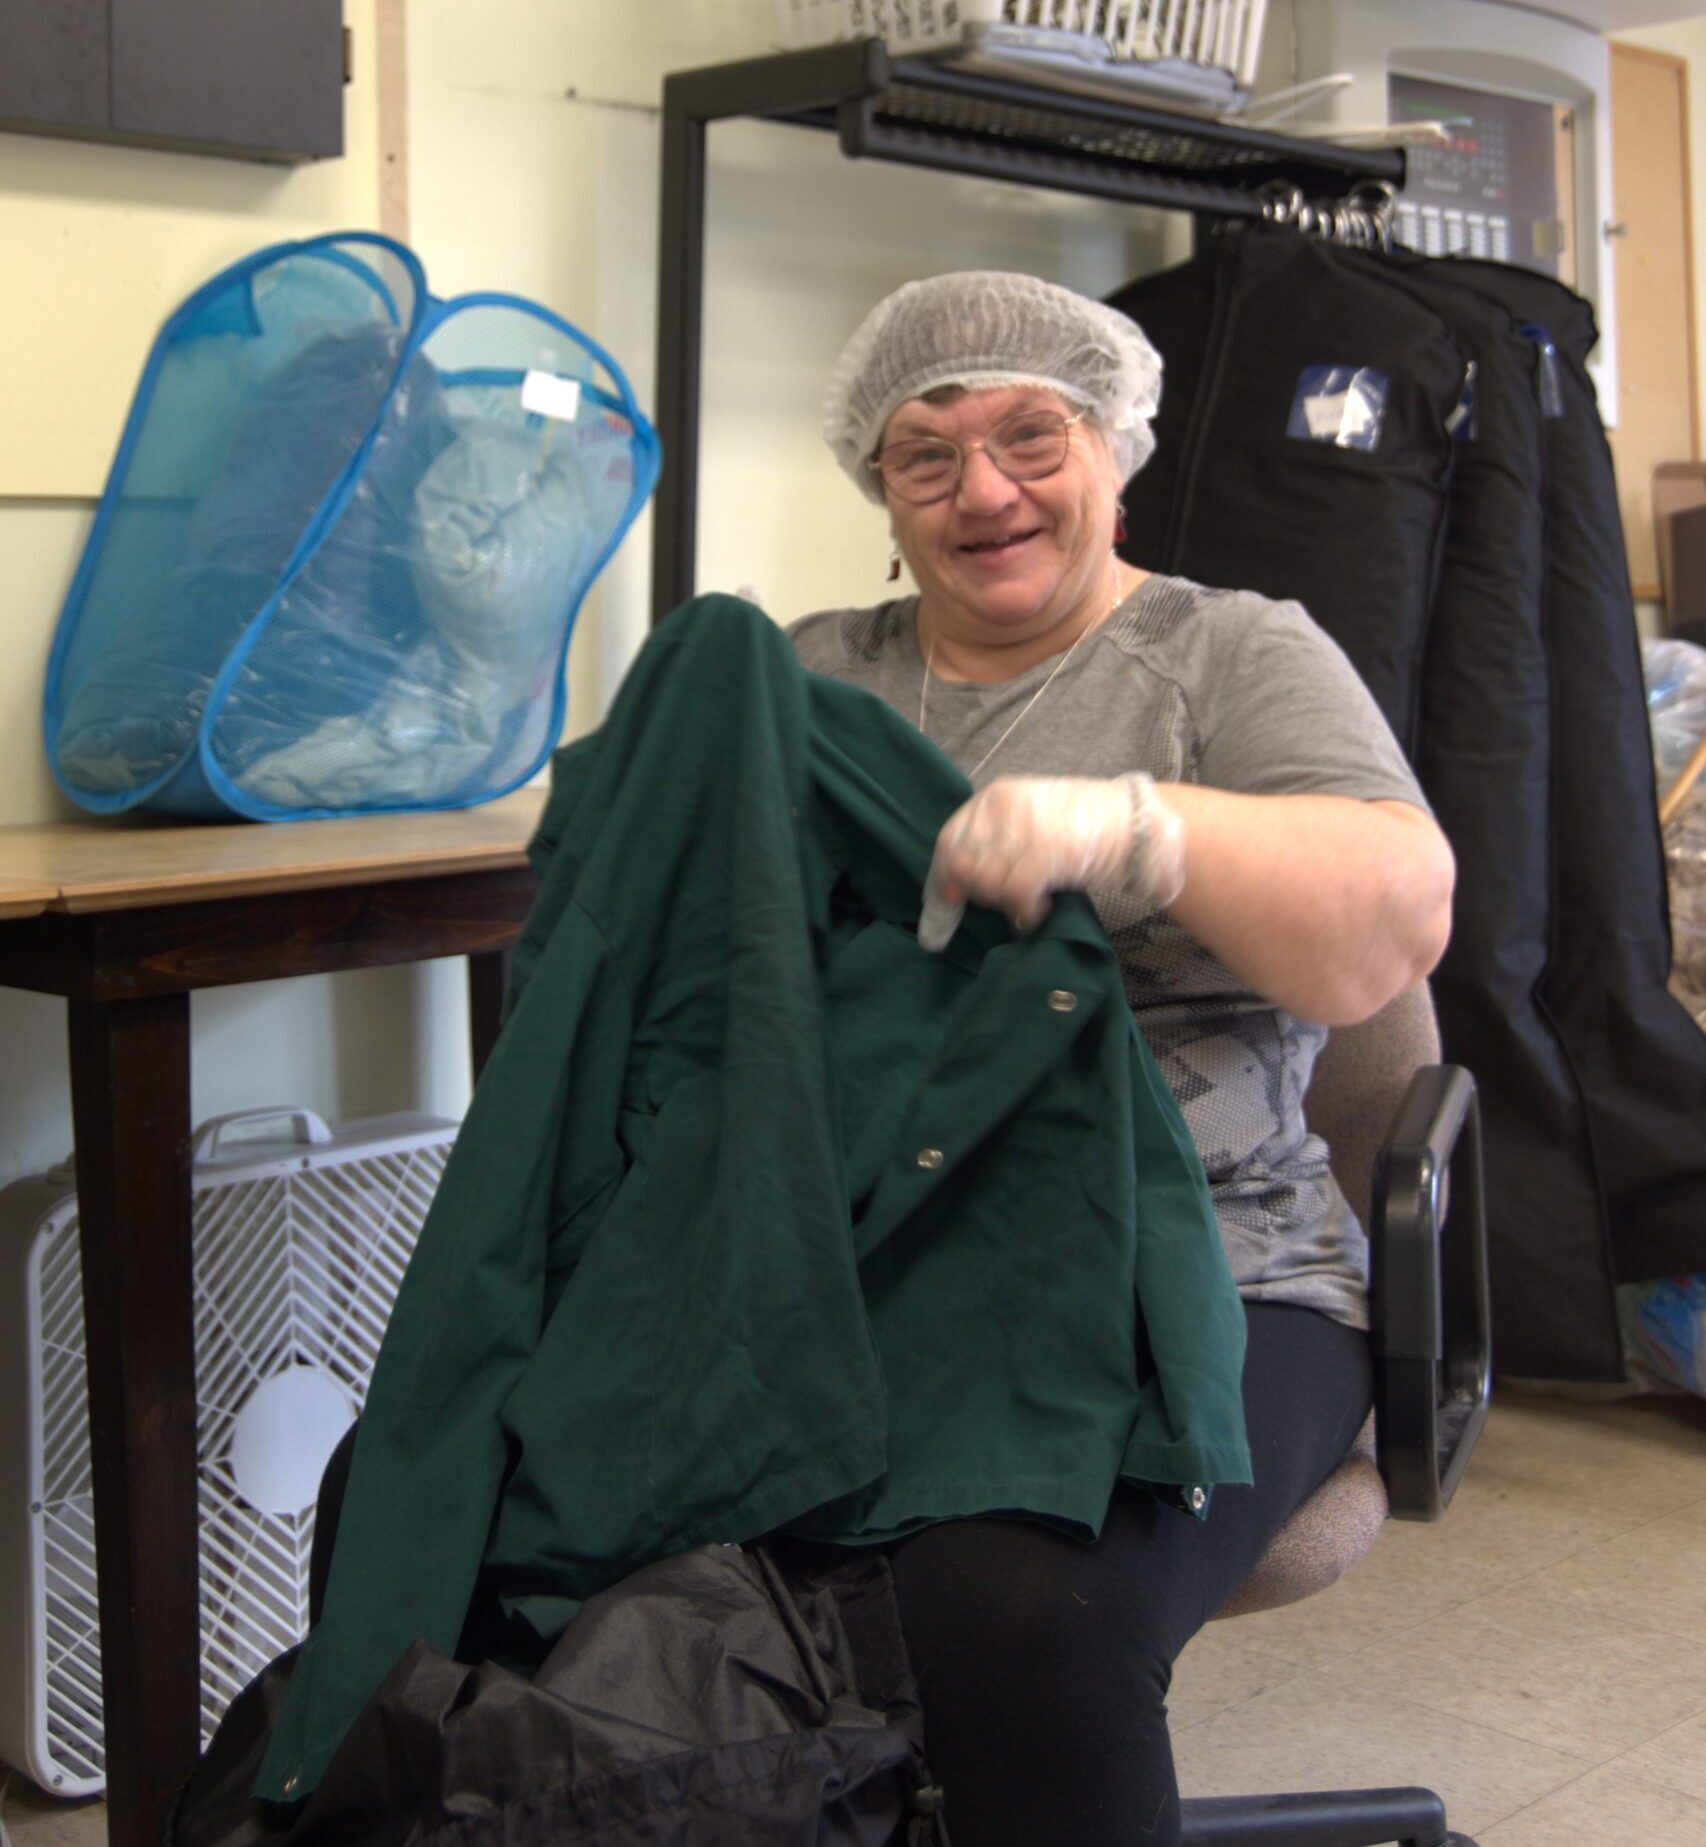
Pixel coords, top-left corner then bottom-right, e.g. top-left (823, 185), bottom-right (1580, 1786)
top-left (866, 408), bottom-right (1090, 505)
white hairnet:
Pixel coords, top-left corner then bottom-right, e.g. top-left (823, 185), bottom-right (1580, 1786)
top-left (823, 270), bottom-right (1162, 504)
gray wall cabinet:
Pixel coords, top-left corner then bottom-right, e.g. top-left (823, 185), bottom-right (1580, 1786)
top-left (0, 0), bottom-right (345, 163)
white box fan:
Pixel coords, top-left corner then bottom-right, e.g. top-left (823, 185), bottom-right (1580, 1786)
top-left (0, 1108), bottom-right (457, 1797)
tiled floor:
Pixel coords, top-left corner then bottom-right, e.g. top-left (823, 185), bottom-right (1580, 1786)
top-left (3, 1387), bottom-right (1704, 1845)
top-left (1171, 1387), bottom-right (1706, 1844)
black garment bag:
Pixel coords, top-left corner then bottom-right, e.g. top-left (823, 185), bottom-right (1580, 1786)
top-left (1110, 228), bottom-right (1706, 1376)
top-left (1427, 258), bottom-right (1706, 1293)
top-left (1108, 228), bottom-right (1468, 756)
top-left (1321, 247), bottom-right (1619, 1378)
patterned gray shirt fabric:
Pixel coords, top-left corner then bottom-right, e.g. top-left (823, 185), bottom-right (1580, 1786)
top-left (787, 574), bottom-right (1432, 1331)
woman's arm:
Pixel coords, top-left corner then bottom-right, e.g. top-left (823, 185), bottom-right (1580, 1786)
top-left (923, 775), bottom-right (1454, 1027)
top-left (1159, 785), bottom-right (1454, 1026)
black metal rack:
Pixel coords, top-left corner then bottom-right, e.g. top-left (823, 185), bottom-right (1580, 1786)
top-left (651, 38), bottom-right (1406, 623)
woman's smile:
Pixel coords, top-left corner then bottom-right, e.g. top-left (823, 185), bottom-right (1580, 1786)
top-left (956, 526), bottom-right (1044, 564)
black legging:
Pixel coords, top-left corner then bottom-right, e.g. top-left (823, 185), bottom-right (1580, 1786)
top-left (801, 1301), bottom-right (1373, 1847)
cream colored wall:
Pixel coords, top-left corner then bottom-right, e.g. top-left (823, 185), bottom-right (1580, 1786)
top-left (1611, 17), bottom-right (1706, 634)
top-left (1615, 17), bottom-right (1706, 452)
top-left (0, 0), bottom-right (1180, 1186)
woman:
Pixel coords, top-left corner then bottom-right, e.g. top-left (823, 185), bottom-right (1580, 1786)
top-left (785, 271), bottom-right (1455, 1846)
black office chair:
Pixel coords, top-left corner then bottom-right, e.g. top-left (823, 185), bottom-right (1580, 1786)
top-left (1178, 984), bottom-right (1491, 1847)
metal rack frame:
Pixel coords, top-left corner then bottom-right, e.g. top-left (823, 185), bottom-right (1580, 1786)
top-left (650, 37), bottom-right (1405, 622)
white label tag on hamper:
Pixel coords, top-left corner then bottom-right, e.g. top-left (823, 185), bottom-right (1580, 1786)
top-left (521, 369), bottom-right (583, 422)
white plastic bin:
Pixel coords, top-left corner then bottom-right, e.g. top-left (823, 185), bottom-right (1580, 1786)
top-left (775, 0), bottom-right (1005, 58)
top-left (775, 1), bottom-right (1268, 86)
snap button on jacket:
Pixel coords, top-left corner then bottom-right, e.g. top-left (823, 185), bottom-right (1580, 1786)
top-left (256, 597), bottom-right (1250, 1801)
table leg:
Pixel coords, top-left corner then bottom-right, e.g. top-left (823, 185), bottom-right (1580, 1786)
top-left (467, 946), bottom-right (513, 1082)
top-left (66, 994), bottom-right (199, 1847)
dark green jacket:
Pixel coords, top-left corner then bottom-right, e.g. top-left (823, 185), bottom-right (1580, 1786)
top-left (257, 597), bottom-right (1250, 1801)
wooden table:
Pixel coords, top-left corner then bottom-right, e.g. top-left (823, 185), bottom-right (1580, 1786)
top-left (0, 789), bottom-right (547, 1847)
top-left (0, 877), bottom-right (58, 919)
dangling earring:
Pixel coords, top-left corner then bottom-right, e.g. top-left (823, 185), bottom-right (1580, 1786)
top-left (887, 543), bottom-right (902, 583)
top-left (1114, 508), bottom-right (1128, 548)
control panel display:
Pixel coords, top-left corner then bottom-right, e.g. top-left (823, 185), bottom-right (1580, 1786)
top-left (1389, 73), bottom-right (1572, 279)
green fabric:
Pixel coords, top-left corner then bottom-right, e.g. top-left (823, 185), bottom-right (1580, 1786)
top-left (256, 597), bottom-right (1250, 1802)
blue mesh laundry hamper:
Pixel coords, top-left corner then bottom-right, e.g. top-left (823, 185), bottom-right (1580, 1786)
top-left (44, 233), bottom-right (660, 820)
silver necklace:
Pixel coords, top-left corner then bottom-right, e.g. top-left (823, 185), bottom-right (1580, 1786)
top-left (918, 563), bottom-right (1125, 782)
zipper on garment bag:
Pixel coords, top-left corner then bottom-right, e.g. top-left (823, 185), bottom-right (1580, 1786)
top-left (1517, 324), bottom-right (1564, 420)
top-left (1163, 227), bottom-right (1243, 574)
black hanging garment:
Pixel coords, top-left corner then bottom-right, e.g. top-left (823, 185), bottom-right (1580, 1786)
top-left (1429, 259), bottom-right (1706, 1295)
top-left (1109, 228), bottom-right (1706, 1377)
top-left (1109, 229), bottom-right (1468, 755)
top-left (1320, 247), bottom-right (1617, 1379)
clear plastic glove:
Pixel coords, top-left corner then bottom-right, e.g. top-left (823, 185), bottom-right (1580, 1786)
top-left (918, 772), bottom-right (1186, 952)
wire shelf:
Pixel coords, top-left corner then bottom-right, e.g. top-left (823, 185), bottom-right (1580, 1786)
top-left (850, 55), bottom-right (1399, 200)
top-left (652, 39), bottom-right (1403, 619)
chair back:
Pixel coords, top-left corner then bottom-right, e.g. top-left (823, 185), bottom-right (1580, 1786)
top-left (1210, 983), bottom-right (1442, 1622)
top-left (1305, 984), bottom-right (1442, 1226)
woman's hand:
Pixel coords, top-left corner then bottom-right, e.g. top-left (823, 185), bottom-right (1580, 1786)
top-left (919, 776), bottom-right (1456, 1028)
top-left (919, 774), bottom-right (1184, 950)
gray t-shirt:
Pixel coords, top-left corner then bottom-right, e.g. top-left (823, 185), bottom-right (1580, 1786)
top-left (787, 573), bottom-right (1431, 1331)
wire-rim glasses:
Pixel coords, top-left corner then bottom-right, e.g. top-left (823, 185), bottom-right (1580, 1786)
top-left (866, 408), bottom-right (1091, 505)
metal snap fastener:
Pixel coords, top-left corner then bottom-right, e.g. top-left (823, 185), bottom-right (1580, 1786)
top-left (916, 1148), bottom-right (944, 1170)
top-left (285, 1774), bottom-right (301, 1795)
top-left (1047, 989), bottom-right (1078, 1012)
top-left (1188, 1486), bottom-right (1206, 1512)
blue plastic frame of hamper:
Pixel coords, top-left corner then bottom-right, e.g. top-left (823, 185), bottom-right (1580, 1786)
top-left (184, 290), bottom-right (660, 821)
top-left (43, 232), bottom-right (430, 816)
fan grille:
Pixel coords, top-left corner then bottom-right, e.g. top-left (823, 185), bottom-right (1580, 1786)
top-left (30, 1131), bottom-right (450, 1783)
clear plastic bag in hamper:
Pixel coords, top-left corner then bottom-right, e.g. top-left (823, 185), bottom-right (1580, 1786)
top-left (44, 234), bottom-right (660, 820)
